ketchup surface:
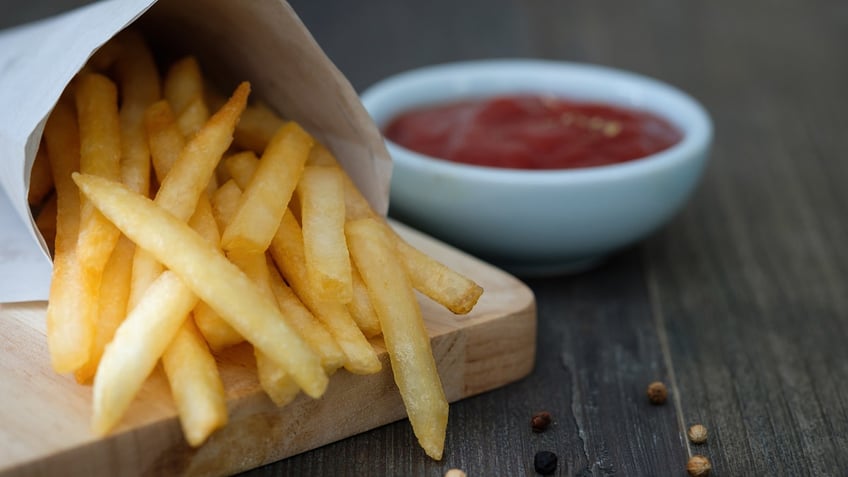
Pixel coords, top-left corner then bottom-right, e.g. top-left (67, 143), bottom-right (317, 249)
top-left (384, 95), bottom-right (682, 170)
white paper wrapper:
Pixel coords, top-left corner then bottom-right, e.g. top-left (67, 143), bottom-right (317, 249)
top-left (0, 0), bottom-right (392, 303)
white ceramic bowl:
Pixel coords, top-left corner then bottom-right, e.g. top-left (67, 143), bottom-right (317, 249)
top-left (361, 59), bottom-right (712, 276)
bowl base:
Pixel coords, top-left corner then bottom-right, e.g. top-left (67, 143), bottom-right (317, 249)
top-left (495, 255), bottom-right (607, 278)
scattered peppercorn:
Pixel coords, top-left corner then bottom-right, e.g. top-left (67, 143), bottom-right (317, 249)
top-left (444, 469), bottom-right (467, 477)
top-left (687, 424), bottom-right (708, 444)
top-left (531, 411), bottom-right (552, 433)
top-left (534, 450), bottom-right (558, 475)
top-left (646, 381), bottom-right (668, 405)
top-left (686, 455), bottom-right (711, 476)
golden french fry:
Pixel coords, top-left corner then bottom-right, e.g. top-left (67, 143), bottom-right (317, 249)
top-left (35, 193), bottom-right (58, 253)
top-left (164, 56), bottom-right (204, 115)
top-left (74, 236), bottom-right (134, 384)
top-left (114, 29), bottom-right (160, 197)
top-left (395, 239), bottom-right (484, 315)
top-left (210, 179), bottom-right (242, 229)
top-left (269, 210), bottom-right (381, 375)
top-left (28, 143), bottom-right (53, 206)
top-left (267, 257), bottom-right (346, 372)
top-left (347, 263), bottom-right (382, 338)
top-left (91, 270), bottom-right (199, 435)
top-left (346, 217), bottom-right (449, 460)
top-left (144, 100), bottom-right (185, 184)
top-left (233, 101), bottom-right (286, 153)
top-left (176, 95), bottom-right (210, 138)
top-left (43, 98), bottom-right (94, 373)
top-left (75, 73), bottom-right (122, 275)
top-left (222, 150), bottom-right (259, 189)
top-left (73, 172), bottom-right (328, 398)
top-left (161, 317), bottom-right (228, 446)
top-left (127, 248), bottom-right (163, 313)
top-left (221, 121), bottom-right (313, 253)
top-left (296, 166), bottom-right (353, 303)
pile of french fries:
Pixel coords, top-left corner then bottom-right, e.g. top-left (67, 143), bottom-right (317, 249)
top-left (29, 30), bottom-right (483, 460)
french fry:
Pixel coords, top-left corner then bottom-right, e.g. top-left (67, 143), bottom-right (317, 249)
top-left (75, 73), bottom-right (122, 276)
top-left (161, 318), bottom-right (228, 446)
top-left (296, 166), bottom-right (353, 303)
top-left (233, 101), bottom-right (286, 153)
top-left (114, 29), bottom-right (160, 197)
top-left (82, 34), bottom-right (159, 378)
top-left (43, 98), bottom-right (94, 373)
top-left (91, 270), bottom-right (199, 435)
top-left (144, 100), bottom-right (184, 184)
top-left (221, 121), bottom-right (312, 254)
top-left (211, 179), bottom-right (242, 229)
top-left (73, 73), bottom-right (125, 381)
top-left (28, 143), bottom-right (53, 206)
top-left (269, 210), bottom-right (381, 375)
top-left (395, 239), bottom-right (484, 315)
top-left (164, 56), bottom-right (204, 116)
top-left (222, 150), bottom-right (259, 189)
top-left (74, 236), bottom-right (134, 384)
top-left (346, 217), bottom-right (449, 460)
top-left (73, 172), bottom-right (328, 398)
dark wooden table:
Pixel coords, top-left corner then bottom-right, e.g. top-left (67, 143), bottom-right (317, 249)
top-left (5, 1), bottom-right (848, 475)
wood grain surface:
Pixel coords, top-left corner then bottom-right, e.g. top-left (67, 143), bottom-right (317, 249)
top-left (0, 222), bottom-right (535, 476)
top-left (3, 0), bottom-right (848, 475)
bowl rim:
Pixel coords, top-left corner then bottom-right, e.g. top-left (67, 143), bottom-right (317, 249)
top-left (361, 58), bottom-right (713, 185)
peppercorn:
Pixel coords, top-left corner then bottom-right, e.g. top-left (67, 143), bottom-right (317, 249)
top-left (686, 455), bottom-right (711, 476)
top-left (687, 424), bottom-right (708, 444)
top-left (444, 469), bottom-right (467, 477)
top-left (531, 411), bottom-right (552, 433)
top-left (646, 381), bottom-right (668, 405)
top-left (534, 450), bottom-right (558, 475)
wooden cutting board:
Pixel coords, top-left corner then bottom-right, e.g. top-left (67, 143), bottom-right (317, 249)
top-left (0, 222), bottom-right (536, 477)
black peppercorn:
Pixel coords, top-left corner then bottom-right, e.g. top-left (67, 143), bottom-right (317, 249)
top-left (534, 450), bottom-right (558, 475)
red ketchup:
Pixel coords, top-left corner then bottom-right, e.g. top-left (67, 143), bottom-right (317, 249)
top-left (384, 95), bottom-right (682, 169)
